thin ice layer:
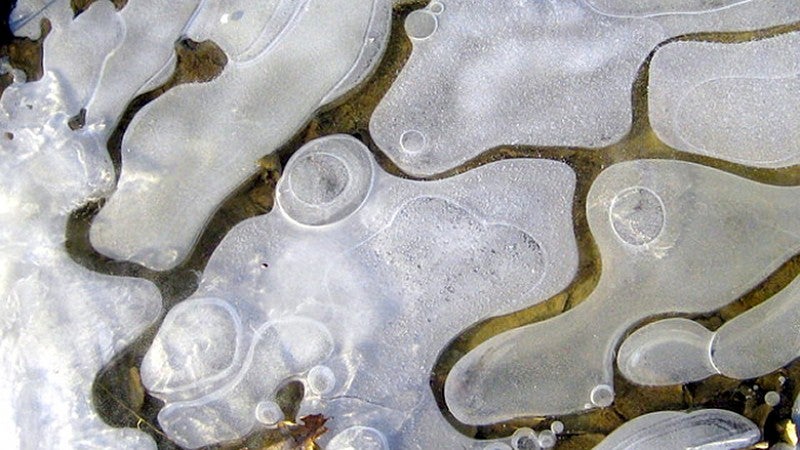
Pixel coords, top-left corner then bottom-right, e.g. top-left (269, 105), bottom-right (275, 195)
top-left (617, 318), bottom-right (717, 386)
top-left (649, 31), bottom-right (800, 168)
top-left (593, 409), bottom-right (760, 450)
top-left (0, 72), bottom-right (161, 449)
top-left (446, 160), bottom-right (800, 424)
top-left (617, 274), bottom-right (800, 385)
top-left (369, 0), bottom-right (800, 176)
top-left (140, 135), bottom-right (578, 448)
top-left (90, 0), bottom-right (391, 271)
top-left (712, 275), bottom-right (800, 379)
top-left (84, 0), bottom-right (203, 135)
top-left (29, 1), bottom-right (124, 118)
top-left (9, 0), bottom-right (72, 39)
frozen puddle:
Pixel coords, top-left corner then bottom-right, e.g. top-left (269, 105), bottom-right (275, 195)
top-left (140, 135), bottom-right (578, 448)
top-left (0, 52), bottom-right (162, 450)
top-left (619, 273), bottom-right (800, 386)
top-left (369, 0), bottom-right (800, 176)
top-left (593, 409), bottom-right (760, 450)
top-left (649, 31), bottom-right (800, 168)
top-left (90, 0), bottom-right (391, 271)
top-left (446, 160), bottom-right (800, 423)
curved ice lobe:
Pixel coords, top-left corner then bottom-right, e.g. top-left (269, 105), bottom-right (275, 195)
top-left (84, 0), bottom-right (204, 136)
top-left (649, 32), bottom-right (800, 168)
top-left (0, 73), bottom-right (162, 447)
top-left (140, 135), bottom-right (578, 448)
top-left (617, 318), bottom-right (717, 386)
top-left (89, 0), bottom-right (391, 271)
top-left (446, 160), bottom-right (800, 424)
top-left (618, 274), bottom-right (800, 386)
top-left (711, 274), bottom-right (800, 380)
top-left (44, 2), bottom-right (125, 113)
top-left (593, 409), bottom-right (760, 450)
top-left (369, 0), bottom-right (800, 177)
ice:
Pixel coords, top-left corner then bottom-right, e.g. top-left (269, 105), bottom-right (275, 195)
top-left (9, 0), bottom-right (72, 39)
top-left (369, 0), bottom-right (800, 176)
top-left (617, 318), bottom-right (717, 386)
top-left (619, 273), bottom-right (800, 386)
top-left (446, 160), bottom-right (800, 423)
top-left (140, 134), bottom-right (578, 448)
top-left (593, 409), bottom-right (760, 450)
top-left (39, 1), bottom-right (124, 117)
top-left (649, 31), bottom-right (800, 168)
top-left (84, 0), bottom-right (204, 136)
top-left (0, 69), bottom-right (161, 450)
top-left (89, 0), bottom-right (392, 271)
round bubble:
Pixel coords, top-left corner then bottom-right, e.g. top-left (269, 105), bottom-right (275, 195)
top-left (511, 428), bottom-right (541, 450)
top-left (609, 187), bottom-right (665, 246)
top-left (590, 384), bottom-right (615, 407)
top-left (550, 421), bottom-right (564, 434)
top-left (400, 129), bottom-right (426, 154)
top-left (405, 10), bottom-right (438, 40)
top-left (307, 365), bottom-right (336, 395)
top-left (277, 135), bottom-right (373, 226)
top-left (429, 2), bottom-right (445, 14)
top-left (537, 430), bottom-right (557, 449)
top-left (254, 400), bottom-right (283, 425)
top-left (765, 391), bottom-right (781, 407)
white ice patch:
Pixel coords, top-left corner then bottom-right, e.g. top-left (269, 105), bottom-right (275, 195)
top-left (593, 409), bottom-right (760, 450)
top-left (369, 0), bottom-right (800, 176)
top-left (618, 273), bottom-right (800, 386)
top-left (649, 31), bottom-right (800, 168)
top-left (446, 160), bottom-right (800, 423)
top-left (139, 134), bottom-right (578, 448)
top-left (84, 0), bottom-right (204, 137)
top-left (0, 63), bottom-right (162, 450)
top-left (89, 0), bottom-right (392, 271)
top-left (10, 0), bottom-right (72, 39)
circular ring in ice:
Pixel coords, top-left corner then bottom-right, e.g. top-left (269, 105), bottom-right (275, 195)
top-left (141, 297), bottom-right (243, 398)
top-left (277, 135), bottom-right (374, 226)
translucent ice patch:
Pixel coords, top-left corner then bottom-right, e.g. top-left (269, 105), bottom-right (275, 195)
top-left (369, 0), bottom-right (800, 176)
top-left (141, 134), bottom-right (578, 448)
top-left (39, 1), bottom-right (124, 117)
top-left (649, 31), bottom-right (800, 168)
top-left (593, 409), bottom-right (760, 450)
top-left (618, 273), bottom-right (800, 385)
top-left (10, 0), bottom-right (72, 39)
top-left (85, 0), bottom-right (204, 135)
top-left (0, 69), bottom-right (162, 448)
top-left (446, 160), bottom-right (800, 423)
top-left (90, 0), bottom-right (391, 271)
top-left (617, 318), bottom-right (717, 386)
